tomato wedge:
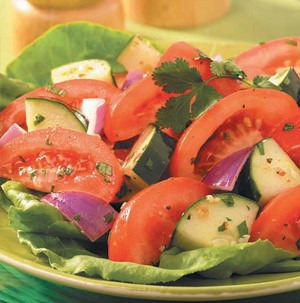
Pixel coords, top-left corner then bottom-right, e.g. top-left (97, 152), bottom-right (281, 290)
top-left (103, 42), bottom-right (200, 142)
top-left (250, 185), bottom-right (300, 256)
top-left (170, 88), bottom-right (298, 180)
top-left (271, 112), bottom-right (300, 167)
top-left (0, 127), bottom-right (123, 202)
top-left (235, 37), bottom-right (300, 79)
top-left (0, 79), bottom-right (121, 137)
top-left (108, 177), bottom-right (211, 265)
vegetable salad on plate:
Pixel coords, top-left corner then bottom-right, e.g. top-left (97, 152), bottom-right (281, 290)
top-left (0, 22), bottom-right (299, 284)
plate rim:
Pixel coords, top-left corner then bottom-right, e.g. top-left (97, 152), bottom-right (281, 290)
top-left (1, 245), bottom-right (300, 301)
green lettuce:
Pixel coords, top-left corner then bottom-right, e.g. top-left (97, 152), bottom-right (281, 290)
top-left (1, 181), bottom-right (87, 240)
top-left (1, 180), bottom-right (299, 284)
top-left (6, 22), bottom-right (133, 87)
top-left (0, 74), bottom-right (36, 110)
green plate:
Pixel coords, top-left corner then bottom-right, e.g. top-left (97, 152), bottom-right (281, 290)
top-left (0, 204), bottom-right (299, 301)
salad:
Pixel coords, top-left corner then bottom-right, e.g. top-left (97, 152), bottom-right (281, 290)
top-left (0, 22), bottom-right (299, 285)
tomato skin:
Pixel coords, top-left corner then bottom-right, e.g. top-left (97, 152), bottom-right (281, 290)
top-left (271, 111), bottom-right (300, 167)
top-left (0, 127), bottom-right (123, 202)
top-left (235, 37), bottom-right (300, 79)
top-left (104, 42), bottom-right (201, 143)
top-left (108, 177), bottom-right (212, 265)
top-left (0, 79), bottom-right (121, 137)
top-left (170, 88), bottom-right (298, 180)
top-left (250, 185), bottom-right (300, 256)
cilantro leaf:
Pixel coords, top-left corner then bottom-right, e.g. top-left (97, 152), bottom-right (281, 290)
top-left (155, 95), bottom-right (191, 133)
top-left (152, 58), bottom-right (202, 94)
top-left (210, 59), bottom-right (247, 79)
top-left (191, 83), bottom-right (222, 118)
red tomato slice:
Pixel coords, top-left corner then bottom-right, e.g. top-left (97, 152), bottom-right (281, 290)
top-left (0, 127), bottom-right (123, 202)
top-left (0, 79), bottom-right (121, 137)
top-left (271, 112), bottom-right (300, 167)
top-left (170, 88), bottom-right (298, 180)
top-left (250, 185), bottom-right (300, 256)
top-left (104, 42), bottom-right (240, 143)
top-left (235, 37), bottom-right (300, 79)
top-left (104, 42), bottom-right (200, 143)
top-left (108, 177), bottom-right (211, 265)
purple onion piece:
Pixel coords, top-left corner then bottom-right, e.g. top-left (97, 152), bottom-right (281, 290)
top-left (121, 70), bottom-right (145, 91)
top-left (81, 98), bottom-right (106, 134)
top-left (41, 192), bottom-right (118, 242)
top-left (0, 123), bottom-right (26, 147)
top-left (203, 146), bottom-right (254, 191)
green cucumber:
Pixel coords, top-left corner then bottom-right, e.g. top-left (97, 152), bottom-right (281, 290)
top-left (249, 137), bottom-right (300, 205)
top-left (116, 35), bottom-right (161, 73)
top-left (51, 59), bottom-right (115, 85)
top-left (171, 193), bottom-right (259, 250)
top-left (269, 67), bottom-right (300, 104)
top-left (122, 124), bottom-right (176, 190)
top-left (25, 98), bottom-right (87, 132)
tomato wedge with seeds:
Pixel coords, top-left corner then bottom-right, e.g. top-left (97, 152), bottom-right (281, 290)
top-left (0, 127), bottom-right (123, 202)
top-left (170, 88), bottom-right (298, 180)
top-left (271, 111), bottom-right (300, 167)
top-left (108, 177), bottom-right (211, 265)
top-left (0, 79), bottom-right (121, 137)
top-left (235, 37), bottom-right (300, 79)
top-left (250, 185), bottom-right (300, 256)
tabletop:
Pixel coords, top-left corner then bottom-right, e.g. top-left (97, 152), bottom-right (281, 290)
top-left (1, 0), bottom-right (300, 302)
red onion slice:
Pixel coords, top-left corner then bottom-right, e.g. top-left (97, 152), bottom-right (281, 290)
top-left (41, 192), bottom-right (118, 242)
top-left (121, 70), bottom-right (145, 91)
top-left (81, 98), bottom-right (106, 135)
top-left (203, 146), bottom-right (253, 191)
top-left (0, 123), bottom-right (26, 147)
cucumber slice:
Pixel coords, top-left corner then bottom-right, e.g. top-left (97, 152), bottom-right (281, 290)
top-left (25, 98), bottom-right (86, 132)
top-left (122, 124), bottom-right (176, 190)
top-left (116, 35), bottom-right (161, 73)
top-left (249, 137), bottom-right (300, 205)
top-left (51, 59), bottom-right (115, 84)
top-left (171, 193), bottom-right (259, 250)
top-left (269, 67), bottom-right (300, 103)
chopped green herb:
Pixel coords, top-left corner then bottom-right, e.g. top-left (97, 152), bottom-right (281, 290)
top-left (221, 195), bottom-right (235, 207)
top-left (257, 141), bottom-right (265, 155)
top-left (218, 222), bottom-right (227, 232)
top-left (50, 185), bottom-right (55, 192)
top-left (63, 167), bottom-right (74, 175)
top-left (237, 220), bottom-right (249, 238)
top-left (226, 217), bottom-right (233, 222)
top-left (96, 162), bottom-right (113, 183)
top-left (34, 114), bottom-right (45, 126)
top-left (252, 75), bottom-right (281, 90)
top-left (285, 39), bottom-right (298, 46)
top-left (73, 214), bottom-right (81, 221)
top-left (283, 123), bottom-right (295, 131)
top-left (46, 84), bottom-right (67, 97)
top-left (223, 132), bottom-right (230, 140)
top-left (41, 169), bottom-right (47, 177)
top-left (104, 212), bottom-right (114, 224)
top-left (210, 59), bottom-right (247, 79)
top-left (29, 169), bottom-right (38, 180)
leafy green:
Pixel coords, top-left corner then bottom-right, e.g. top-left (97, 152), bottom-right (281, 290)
top-left (0, 74), bottom-right (36, 110)
top-left (210, 58), bottom-right (246, 79)
top-left (1, 181), bottom-right (87, 240)
top-left (17, 231), bottom-right (298, 284)
top-left (153, 58), bottom-right (222, 133)
top-left (6, 22), bottom-right (134, 87)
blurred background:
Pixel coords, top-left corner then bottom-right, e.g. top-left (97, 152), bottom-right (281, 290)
top-left (1, 0), bottom-right (300, 72)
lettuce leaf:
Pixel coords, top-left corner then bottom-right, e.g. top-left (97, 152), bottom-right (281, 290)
top-left (1, 181), bottom-right (87, 240)
top-left (18, 231), bottom-right (299, 284)
top-left (6, 22), bottom-right (133, 87)
top-left (1, 181), bottom-right (299, 284)
top-left (0, 74), bottom-right (36, 110)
